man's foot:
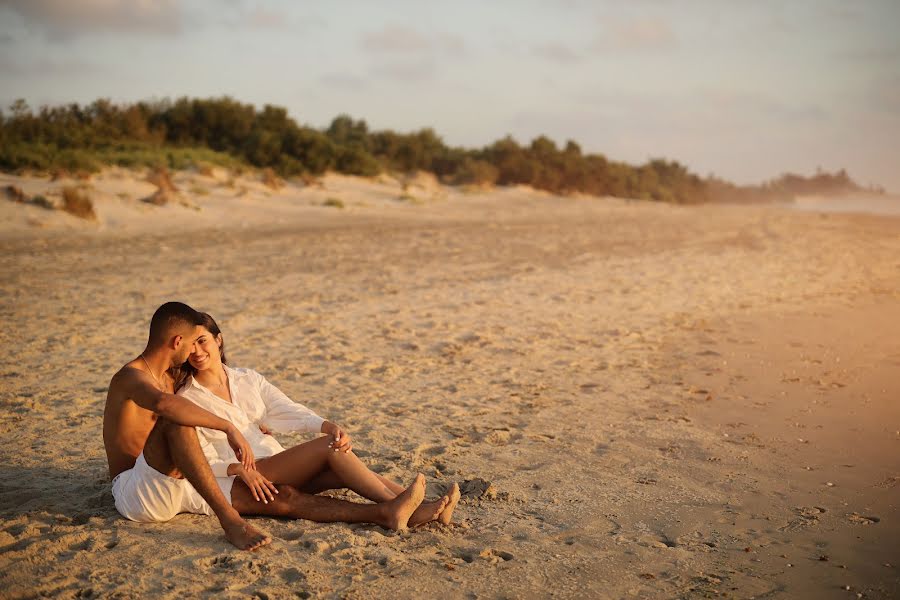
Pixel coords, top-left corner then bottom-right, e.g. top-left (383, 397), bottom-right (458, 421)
top-left (408, 496), bottom-right (450, 527)
top-left (380, 474), bottom-right (426, 531)
top-left (222, 517), bottom-right (271, 551)
top-left (438, 482), bottom-right (461, 526)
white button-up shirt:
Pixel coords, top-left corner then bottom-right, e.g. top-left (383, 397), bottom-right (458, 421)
top-left (177, 365), bottom-right (325, 477)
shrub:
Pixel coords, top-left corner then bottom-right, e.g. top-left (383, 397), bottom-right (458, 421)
top-left (322, 197), bottom-right (345, 209)
top-left (61, 186), bottom-right (96, 220)
top-left (452, 158), bottom-right (499, 186)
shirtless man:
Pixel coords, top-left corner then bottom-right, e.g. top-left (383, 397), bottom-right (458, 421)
top-left (104, 302), bottom-right (426, 551)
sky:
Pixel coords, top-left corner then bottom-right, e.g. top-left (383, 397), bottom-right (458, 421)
top-left (1, 0), bottom-right (898, 191)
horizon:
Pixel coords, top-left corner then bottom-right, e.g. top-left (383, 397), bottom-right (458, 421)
top-left (1, 1), bottom-right (898, 193)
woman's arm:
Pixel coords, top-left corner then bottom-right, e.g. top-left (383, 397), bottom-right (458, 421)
top-left (254, 371), bottom-right (326, 434)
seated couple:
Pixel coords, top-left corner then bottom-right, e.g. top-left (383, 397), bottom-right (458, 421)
top-left (103, 302), bottom-right (460, 550)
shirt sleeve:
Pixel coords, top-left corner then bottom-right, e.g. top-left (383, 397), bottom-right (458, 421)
top-left (196, 427), bottom-right (235, 478)
top-left (254, 371), bottom-right (325, 434)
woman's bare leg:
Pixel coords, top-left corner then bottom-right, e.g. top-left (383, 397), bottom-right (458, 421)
top-left (292, 460), bottom-right (455, 526)
top-left (258, 436), bottom-right (458, 525)
top-left (231, 476), bottom-right (426, 531)
top-left (256, 436), bottom-right (397, 501)
top-left (300, 466), bottom-right (447, 526)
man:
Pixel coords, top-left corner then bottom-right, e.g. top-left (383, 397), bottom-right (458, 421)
top-left (104, 302), bottom-right (427, 551)
top-left (103, 301), bottom-right (271, 550)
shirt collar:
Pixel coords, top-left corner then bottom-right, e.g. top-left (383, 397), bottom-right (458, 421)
top-left (184, 364), bottom-right (241, 392)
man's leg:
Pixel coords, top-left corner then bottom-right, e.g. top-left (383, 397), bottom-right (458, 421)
top-left (283, 442), bottom-right (457, 527)
top-left (142, 418), bottom-right (271, 550)
top-left (297, 465), bottom-right (453, 526)
top-left (231, 474), bottom-right (426, 531)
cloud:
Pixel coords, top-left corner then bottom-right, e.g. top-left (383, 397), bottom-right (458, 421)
top-left (0, 0), bottom-right (184, 40)
top-left (212, 2), bottom-right (321, 33)
top-left (360, 25), bottom-right (463, 83)
top-left (360, 25), bottom-right (465, 56)
top-left (697, 89), bottom-right (827, 123)
top-left (837, 45), bottom-right (900, 64)
top-left (371, 58), bottom-right (435, 83)
top-left (244, 6), bottom-right (288, 30)
top-left (362, 25), bottom-right (430, 54)
top-left (0, 55), bottom-right (104, 78)
top-left (532, 42), bottom-right (581, 63)
top-left (593, 17), bottom-right (677, 53)
top-left (868, 75), bottom-right (900, 115)
top-left (319, 72), bottom-right (367, 92)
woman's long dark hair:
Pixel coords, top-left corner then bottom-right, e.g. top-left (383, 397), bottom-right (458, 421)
top-left (173, 312), bottom-right (227, 391)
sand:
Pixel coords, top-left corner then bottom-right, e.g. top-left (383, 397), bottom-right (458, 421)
top-left (0, 169), bottom-right (898, 599)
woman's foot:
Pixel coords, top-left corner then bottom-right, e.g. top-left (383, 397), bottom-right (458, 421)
top-left (379, 474), bottom-right (426, 531)
top-left (438, 482), bottom-right (461, 526)
top-left (222, 516), bottom-right (271, 550)
top-left (408, 496), bottom-right (450, 527)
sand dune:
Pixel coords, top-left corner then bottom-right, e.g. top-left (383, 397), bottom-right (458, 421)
top-left (1, 169), bottom-right (898, 598)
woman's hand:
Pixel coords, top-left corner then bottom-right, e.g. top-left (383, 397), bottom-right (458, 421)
top-left (258, 423), bottom-right (272, 435)
top-left (321, 421), bottom-right (353, 453)
top-left (230, 464), bottom-right (278, 503)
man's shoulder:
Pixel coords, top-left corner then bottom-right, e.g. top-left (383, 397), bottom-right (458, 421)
top-left (110, 363), bottom-right (141, 385)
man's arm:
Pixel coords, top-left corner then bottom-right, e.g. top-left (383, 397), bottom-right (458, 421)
top-left (116, 367), bottom-right (232, 429)
top-left (113, 368), bottom-right (256, 469)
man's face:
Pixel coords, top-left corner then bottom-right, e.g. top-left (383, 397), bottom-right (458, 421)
top-left (173, 325), bottom-right (204, 365)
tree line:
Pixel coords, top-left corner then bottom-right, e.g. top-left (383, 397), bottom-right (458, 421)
top-left (0, 97), bottom-right (872, 203)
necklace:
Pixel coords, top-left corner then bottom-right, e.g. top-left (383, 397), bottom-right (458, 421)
top-left (140, 354), bottom-right (165, 391)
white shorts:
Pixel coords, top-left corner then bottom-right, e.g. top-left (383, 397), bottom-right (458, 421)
top-left (111, 452), bottom-right (235, 523)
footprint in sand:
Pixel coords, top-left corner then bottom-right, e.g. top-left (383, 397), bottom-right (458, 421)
top-left (779, 506), bottom-right (826, 532)
top-left (846, 513), bottom-right (880, 525)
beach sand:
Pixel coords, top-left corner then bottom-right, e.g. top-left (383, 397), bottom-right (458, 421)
top-left (1, 169), bottom-right (898, 598)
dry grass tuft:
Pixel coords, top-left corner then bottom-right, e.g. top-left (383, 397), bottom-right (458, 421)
top-left (50, 168), bottom-right (70, 182)
top-left (300, 173), bottom-right (323, 188)
top-left (4, 185), bottom-right (27, 203)
top-left (261, 167), bottom-right (284, 190)
top-left (146, 167), bottom-right (178, 193)
top-left (142, 188), bottom-right (174, 206)
top-left (61, 186), bottom-right (97, 220)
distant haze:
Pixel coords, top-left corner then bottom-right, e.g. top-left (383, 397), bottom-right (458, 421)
top-left (1, 0), bottom-right (898, 192)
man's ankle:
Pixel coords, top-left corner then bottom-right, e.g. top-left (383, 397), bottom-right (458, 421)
top-left (215, 507), bottom-right (244, 525)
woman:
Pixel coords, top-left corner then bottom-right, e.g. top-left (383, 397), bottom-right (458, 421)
top-left (175, 313), bottom-right (460, 530)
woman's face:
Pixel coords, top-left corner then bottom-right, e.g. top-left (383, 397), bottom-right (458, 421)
top-left (188, 327), bottom-right (222, 371)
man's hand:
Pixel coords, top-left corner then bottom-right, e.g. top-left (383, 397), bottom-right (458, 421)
top-left (232, 464), bottom-right (278, 503)
top-left (321, 421), bottom-right (353, 453)
top-left (225, 425), bottom-right (256, 470)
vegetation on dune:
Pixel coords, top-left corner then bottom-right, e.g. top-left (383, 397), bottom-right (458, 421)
top-left (61, 186), bottom-right (96, 220)
top-left (0, 97), bottom-right (877, 203)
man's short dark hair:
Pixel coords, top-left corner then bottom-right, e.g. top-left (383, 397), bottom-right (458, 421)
top-left (148, 302), bottom-right (203, 347)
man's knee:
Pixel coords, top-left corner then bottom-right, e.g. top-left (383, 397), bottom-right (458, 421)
top-left (265, 484), bottom-right (302, 516)
top-left (155, 418), bottom-right (193, 436)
